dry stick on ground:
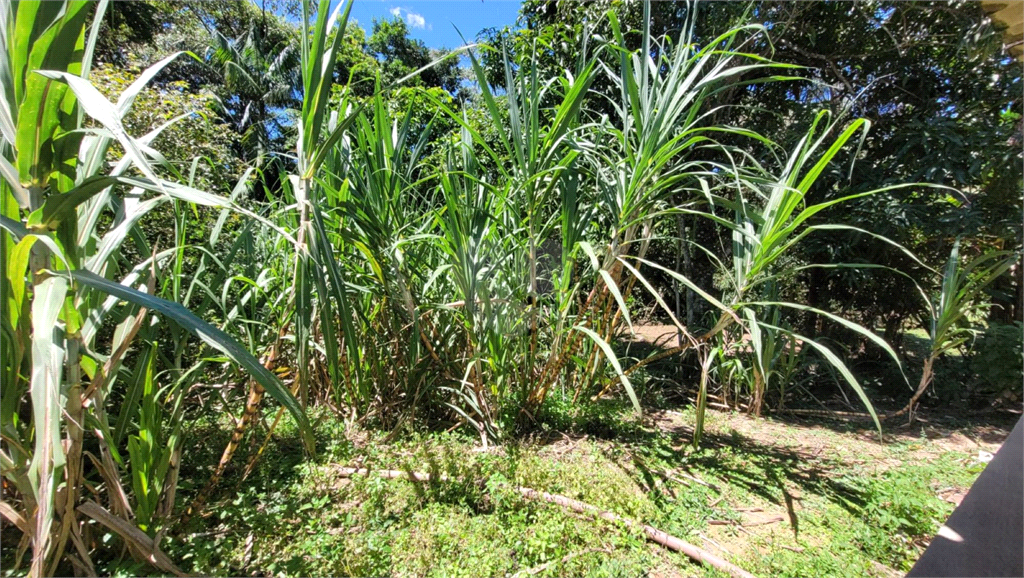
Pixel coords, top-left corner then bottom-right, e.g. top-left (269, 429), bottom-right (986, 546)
top-left (779, 403), bottom-right (916, 422)
top-left (697, 532), bottom-right (728, 555)
top-left (78, 502), bottom-right (188, 577)
top-left (660, 469), bottom-right (721, 493)
top-left (334, 467), bottom-right (755, 578)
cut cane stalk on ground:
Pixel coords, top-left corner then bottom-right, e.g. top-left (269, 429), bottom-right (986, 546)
top-left (334, 466), bottom-right (756, 578)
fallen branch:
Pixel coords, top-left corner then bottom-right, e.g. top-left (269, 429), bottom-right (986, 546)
top-left (778, 405), bottom-right (918, 422)
top-left (335, 466), bottom-right (439, 482)
top-left (78, 501), bottom-right (188, 577)
top-left (335, 466), bottom-right (755, 578)
top-left (515, 487), bottom-right (754, 578)
top-left (743, 515), bottom-right (785, 527)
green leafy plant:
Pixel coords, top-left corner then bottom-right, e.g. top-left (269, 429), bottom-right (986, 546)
top-left (899, 239), bottom-right (1019, 419)
top-left (970, 321), bottom-right (1023, 402)
top-left (0, 2), bottom-right (307, 574)
top-left (625, 111), bottom-right (913, 441)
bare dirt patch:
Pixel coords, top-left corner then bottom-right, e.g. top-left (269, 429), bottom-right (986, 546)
top-left (648, 407), bottom-right (1011, 467)
top-left (627, 324), bottom-right (682, 348)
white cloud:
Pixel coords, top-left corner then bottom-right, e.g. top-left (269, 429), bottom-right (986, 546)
top-left (405, 11), bottom-right (426, 29)
top-left (389, 7), bottom-right (429, 30)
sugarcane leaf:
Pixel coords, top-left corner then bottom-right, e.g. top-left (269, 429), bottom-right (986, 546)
top-left (741, 300), bottom-right (906, 383)
top-left (763, 322), bottom-right (881, 438)
top-left (580, 241), bottom-right (633, 334)
top-left (573, 325), bottom-right (639, 413)
top-left (61, 269), bottom-right (314, 453)
top-left (630, 255), bottom-right (741, 324)
top-left (34, 70), bottom-right (163, 187)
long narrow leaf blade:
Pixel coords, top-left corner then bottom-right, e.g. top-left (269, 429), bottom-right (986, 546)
top-left (64, 269), bottom-right (314, 452)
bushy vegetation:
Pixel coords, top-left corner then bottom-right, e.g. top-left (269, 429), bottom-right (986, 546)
top-left (1, 0), bottom-right (1019, 576)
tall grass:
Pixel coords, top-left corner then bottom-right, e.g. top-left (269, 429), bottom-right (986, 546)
top-left (247, 0), bottom-right (914, 446)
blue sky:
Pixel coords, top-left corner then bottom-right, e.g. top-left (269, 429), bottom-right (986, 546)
top-left (346, 0), bottom-right (523, 48)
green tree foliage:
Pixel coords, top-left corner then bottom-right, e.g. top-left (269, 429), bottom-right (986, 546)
top-left (205, 21), bottom-right (301, 163)
top-left (90, 62), bottom-right (245, 190)
top-left (725, 1), bottom-right (1023, 341)
top-left (367, 16), bottom-right (462, 94)
top-left (331, 20), bottom-right (379, 96)
top-left (90, 0), bottom-right (163, 65)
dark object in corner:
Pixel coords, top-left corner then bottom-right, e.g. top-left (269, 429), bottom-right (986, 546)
top-left (907, 417), bottom-right (1023, 577)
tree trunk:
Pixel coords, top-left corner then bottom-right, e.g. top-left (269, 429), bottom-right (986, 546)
top-left (682, 215), bottom-right (695, 328)
top-left (804, 267), bottom-right (825, 335)
top-left (674, 214), bottom-right (684, 349)
top-left (883, 313), bottom-right (905, 352)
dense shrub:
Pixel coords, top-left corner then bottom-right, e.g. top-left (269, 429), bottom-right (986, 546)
top-left (970, 321), bottom-right (1024, 403)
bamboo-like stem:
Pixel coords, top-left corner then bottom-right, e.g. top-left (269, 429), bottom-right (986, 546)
top-left (27, 185), bottom-right (51, 578)
top-left (541, 253), bottom-right (628, 402)
top-left (577, 268), bottom-right (639, 401)
top-left (239, 370), bottom-right (300, 483)
top-left (749, 368), bottom-right (765, 417)
top-left (893, 355), bottom-right (935, 422)
top-left (46, 337), bottom-right (84, 577)
top-left (528, 278), bottom-right (606, 410)
top-left (294, 175), bottom-right (311, 408)
top-left (179, 329), bottom-right (285, 527)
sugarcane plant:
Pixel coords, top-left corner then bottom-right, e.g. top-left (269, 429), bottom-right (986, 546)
top-left (191, 0), bottom-right (473, 501)
top-left (446, 0), bottom-right (794, 431)
top-left (896, 238), bottom-right (1018, 421)
top-left (627, 111), bottom-right (924, 442)
top-left (0, 1), bottom-right (309, 575)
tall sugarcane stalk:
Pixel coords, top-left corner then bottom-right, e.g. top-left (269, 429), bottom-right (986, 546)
top-left (2, 2), bottom-right (309, 573)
